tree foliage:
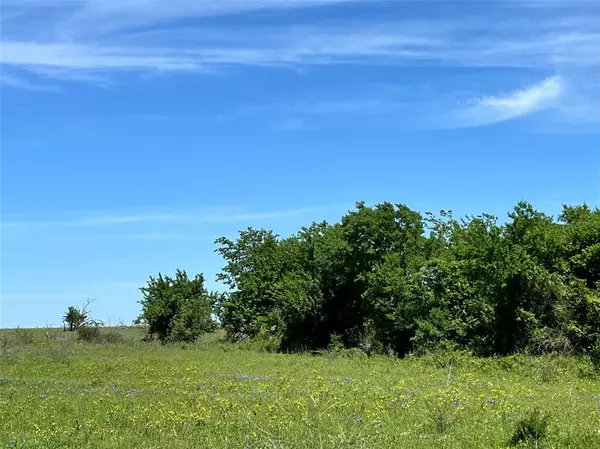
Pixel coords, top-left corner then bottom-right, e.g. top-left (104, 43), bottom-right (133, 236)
top-left (138, 270), bottom-right (217, 343)
top-left (63, 306), bottom-right (85, 332)
top-left (63, 300), bottom-right (102, 332)
top-left (214, 201), bottom-right (600, 356)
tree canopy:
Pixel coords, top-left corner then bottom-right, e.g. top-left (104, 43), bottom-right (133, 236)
top-left (213, 201), bottom-right (600, 356)
top-left (137, 270), bottom-right (217, 343)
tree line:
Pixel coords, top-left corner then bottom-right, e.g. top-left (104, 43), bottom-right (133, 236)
top-left (132, 201), bottom-right (599, 357)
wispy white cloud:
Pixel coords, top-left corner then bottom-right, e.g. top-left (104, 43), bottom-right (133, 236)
top-left (0, 292), bottom-right (88, 301)
top-left (110, 233), bottom-right (187, 240)
top-left (0, 0), bottom-right (357, 82)
top-left (236, 97), bottom-right (420, 131)
top-left (0, 41), bottom-right (203, 72)
top-left (1, 205), bottom-right (334, 230)
top-left (1, 1), bottom-right (598, 131)
top-left (243, 98), bottom-right (399, 118)
top-left (0, 281), bottom-right (142, 302)
top-left (2, 1), bottom-right (599, 84)
top-left (0, 281), bottom-right (143, 304)
top-left (0, 72), bottom-right (60, 91)
top-left (2, 213), bottom-right (176, 229)
top-left (58, 0), bottom-right (349, 39)
top-left (3, 26), bottom-right (599, 78)
top-left (237, 73), bottom-right (597, 130)
top-left (447, 75), bottom-right (564, 128)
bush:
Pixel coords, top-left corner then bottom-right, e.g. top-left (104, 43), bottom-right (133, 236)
top-left (325, 333), bottom-right (368, 359)
top-left (232, 328), bottom-right (281, 353)
top-left (509, 408), bottom-right (551, 447)
top-left (102, 330), bottom-right (127, 344)
top-left (77, 326), bottom-right (102, 342)
top-left (138, 270), bottom-right (217, 343)
top-left (213, 201), bottom-right (600, 357)
top-left (327, 333), bottom-right (345, 353)
top-left (13, 327), bottom-right (36, 345)
top-left (76, 327), bottom-right (128, 344)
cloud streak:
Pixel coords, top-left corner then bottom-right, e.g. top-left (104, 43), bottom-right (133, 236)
top-left (109, 233), bottom-right (187, 240)
top-left (0, 281), bottom-right (144, 304)
top-left (1, 1), bottom-right (598, 131)
top-left (4, 27), bottom-right (600, 76)
top-left (447, 75), bottom-right (564, 128)
top-left (2, 2), bottom-right (599, 84)
top-left (0, 205), bottom-right (336, 230)
top-left (234, 74), bottom-right (597, 130)
top-left (58, 0), bottom-right (348, 38)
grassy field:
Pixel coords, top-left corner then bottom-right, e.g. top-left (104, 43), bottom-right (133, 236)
top-left (1, 328), bottom-right (599, 448)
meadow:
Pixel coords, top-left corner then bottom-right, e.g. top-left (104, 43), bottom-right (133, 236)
top-left (1, 328), bottom-right (599, 449)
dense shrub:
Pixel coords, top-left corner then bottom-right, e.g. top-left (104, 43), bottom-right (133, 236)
top-left (77, 326), bottom-right (102, 342)
top-left (138, 270), bottom-right (217, 343)
top-left (214, 201), bottom-right (600, 356)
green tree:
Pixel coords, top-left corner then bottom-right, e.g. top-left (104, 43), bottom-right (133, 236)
top-left (214, 200), bottom-right (600, 356)
top-left (138, 270), bottom-right (216, 343)
top-left (63, 306), bottom-right (85, 332)
top-left (215, 228), bottom-right (288, 340)
top-left (63, 300), bottom-right (101, 331)
top-left (561, 204), bottom-right (600, 288)
top-left (345, 202), bottom-right (427, 354)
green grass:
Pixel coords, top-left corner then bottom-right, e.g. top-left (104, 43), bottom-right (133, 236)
top-left (1, 329), bottom-right (599, 448)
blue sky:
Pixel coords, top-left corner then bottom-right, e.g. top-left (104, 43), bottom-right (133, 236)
top-left (1, 0), bottom-right (598, 328)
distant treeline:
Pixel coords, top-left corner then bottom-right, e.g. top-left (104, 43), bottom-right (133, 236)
top-left (209, 201), bottom-right (599, 356)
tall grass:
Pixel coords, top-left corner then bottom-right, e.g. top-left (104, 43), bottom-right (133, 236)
top-left (0, 329), bottom-right (598, 448)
